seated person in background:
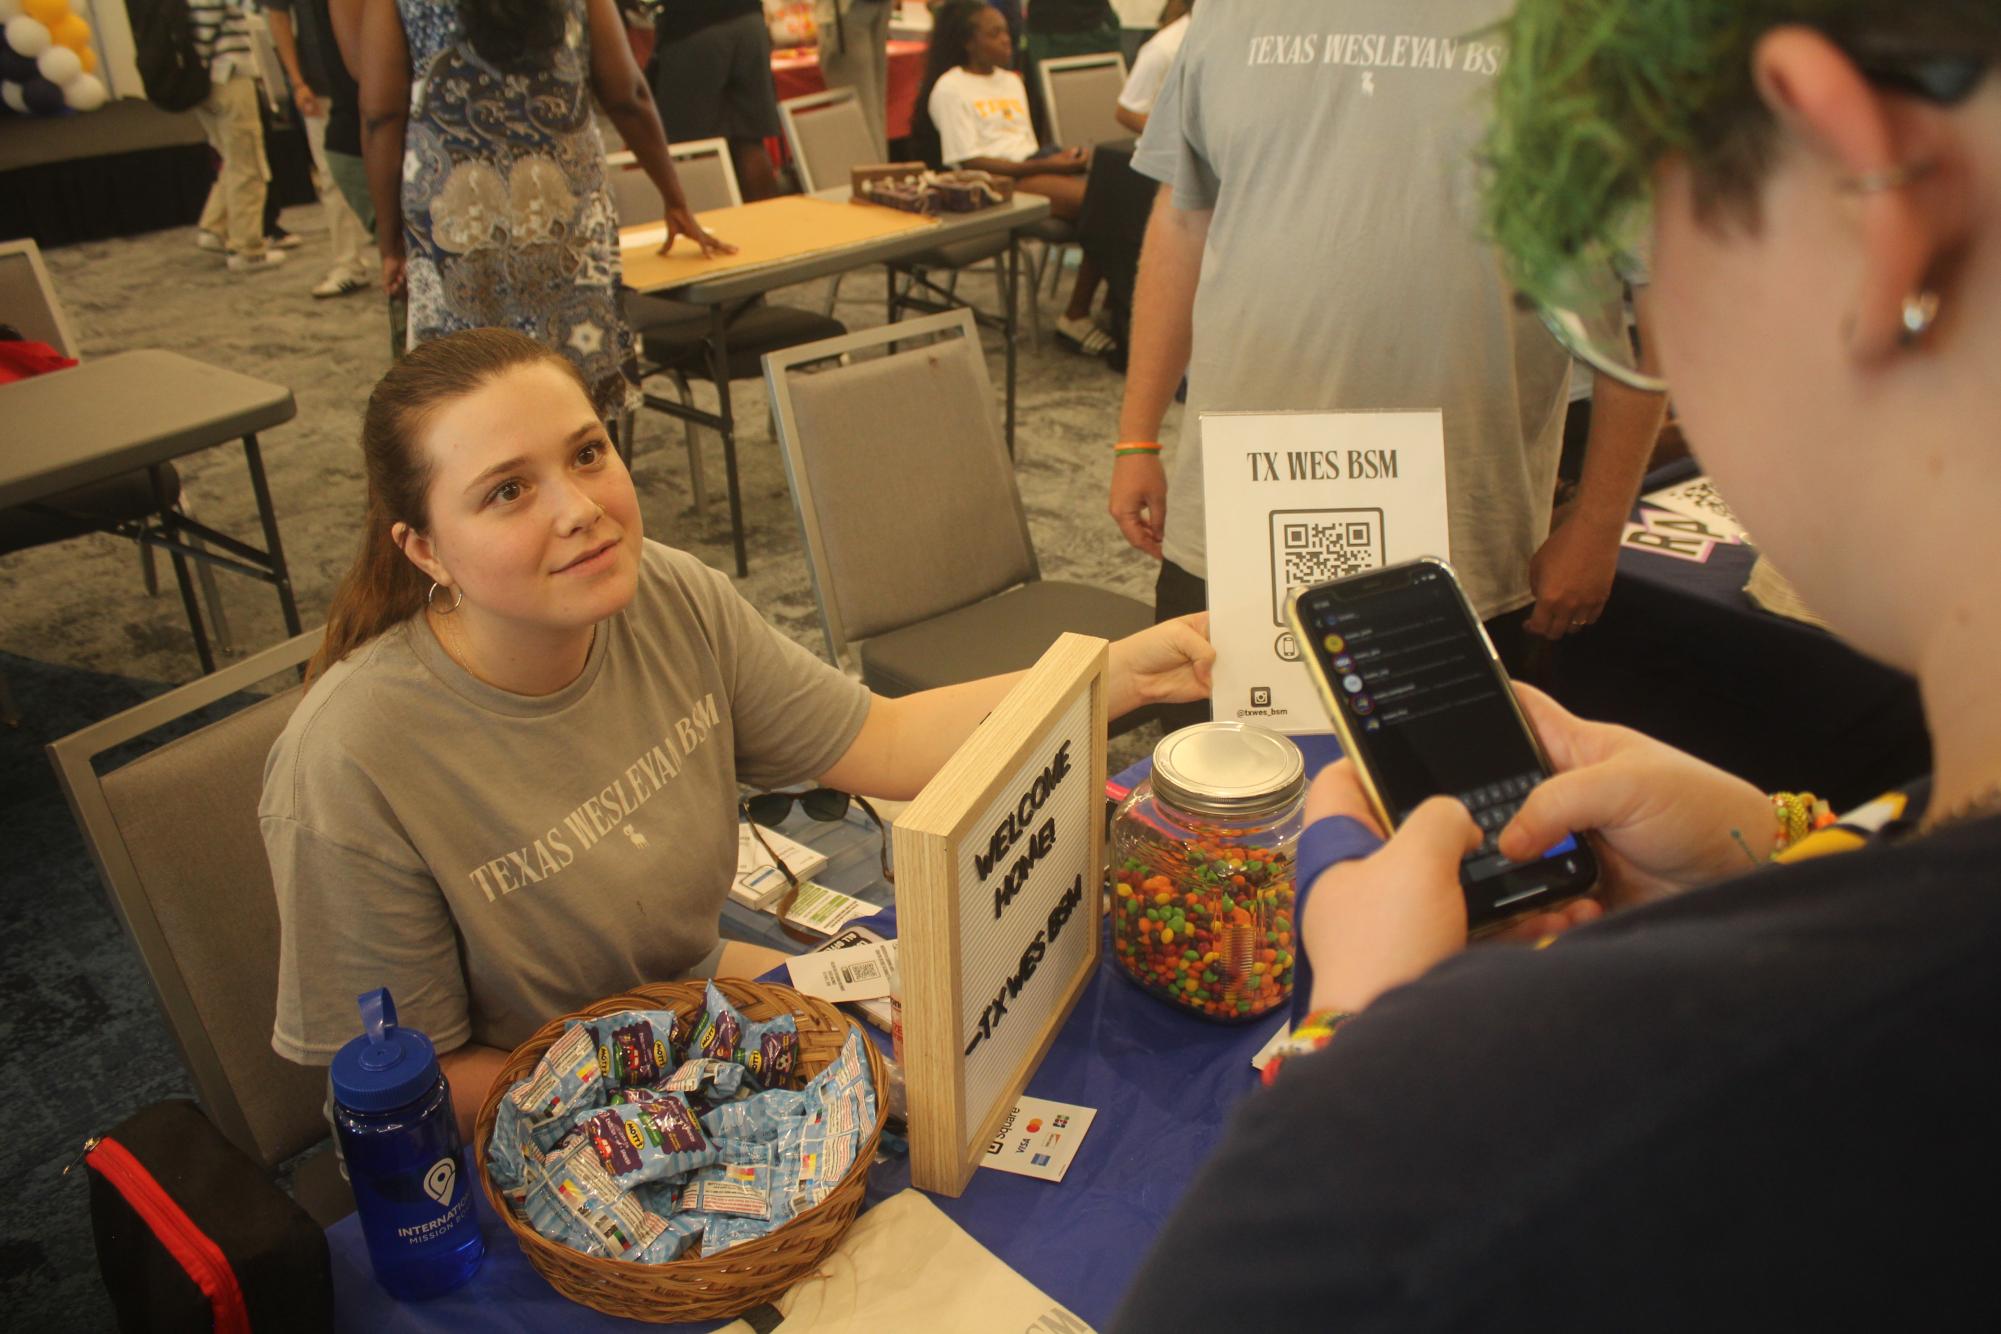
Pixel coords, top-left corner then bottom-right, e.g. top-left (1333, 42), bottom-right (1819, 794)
top-left (1115, 1), bottom-right (2001, 1328)
top-left (1113, 0), bottom-right (1190, 136)
top-left (917, 0), bottom-right (1114, 356)
top-left (264, 328), bottom-right (1214, 1141)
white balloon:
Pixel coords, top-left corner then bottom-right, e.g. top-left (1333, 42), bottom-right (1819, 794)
top-left (1, 79), bottom-right (25, 113)
top-left (35, 40), bottom-right (74, 82)
top-left (3, 14), bottom-right (50, 57)
top-left (0, 0), bottom-right (22, 23)
top-left (62, 69), bottom-right (102, 109)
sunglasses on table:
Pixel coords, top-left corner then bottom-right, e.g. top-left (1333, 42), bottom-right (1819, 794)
top-left (1530, 49), bottom-right (1989, 395)
top-left (739, 788), bottom-right (894, 939)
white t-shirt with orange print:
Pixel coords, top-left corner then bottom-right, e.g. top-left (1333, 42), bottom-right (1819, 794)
top-left (929, 66), bottom-right (1040, 165)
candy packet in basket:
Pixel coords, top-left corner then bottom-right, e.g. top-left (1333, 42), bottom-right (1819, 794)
top-left (506, 1022), bottom-right (607, 1149)
top-left (522, 1135), bottom-right (674, 1264)
top-left (582, 1009), bottom-right (680, 1088)
top-left (576, 1092), bottom-right (720, 1189)
top-left (700, 1089), bottom-right (805, 1142)
top-left (794, 1029), bottom-right (878, 1213)
top-left (690, 982), bottom-right (802, 1089)
top-left (655, 1056), bottom-right (749, 1106)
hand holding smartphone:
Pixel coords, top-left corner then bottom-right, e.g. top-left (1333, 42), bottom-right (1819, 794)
top-left (1286, 558), bottom-right (1598, 933)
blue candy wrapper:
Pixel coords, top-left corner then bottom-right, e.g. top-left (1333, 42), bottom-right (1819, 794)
top-left (679, 1163), bottom-right (774, 1219)
top-left (793, 1030), bottom-right (878, 1214)
top-left (657, 1057), bottom-right (749, 1105)
top-left (700, 1089), bottom-right (806, 1142)
top-left (522, 1136), bottom-right (673, 1263)
top-left (507, 1021), bottom-right (608, 1149)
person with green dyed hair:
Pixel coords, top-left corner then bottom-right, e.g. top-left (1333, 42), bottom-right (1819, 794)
top-left (1115, 5), bottom-right (2001, 1329)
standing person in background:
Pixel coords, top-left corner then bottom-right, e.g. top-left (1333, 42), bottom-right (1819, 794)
top-left (1112, 0), bottom-right (1188, 136)
top-left (816, 0), bottom-right (894, 158)
top-left (327, 0), bottom-right (405, 352)
top-left (266, 0), bottom-right (377, 297)
top-left (650, 0), bottom-right (783, 201)
top-left (189, 0), bottom-right (285, 270)
top-left (1108, 0), bottom-right (1666, 732)
top-left (357, 0), bottom-right (730, 420)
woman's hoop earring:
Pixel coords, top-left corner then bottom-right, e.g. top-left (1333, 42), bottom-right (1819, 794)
top-left (427, 581), bottom-right (463, 614)
top-left (1901, 290), bottom-right (1941, 346)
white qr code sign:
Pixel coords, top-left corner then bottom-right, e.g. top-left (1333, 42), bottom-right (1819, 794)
top-left (1202, 411), bottom-right (1450, 734)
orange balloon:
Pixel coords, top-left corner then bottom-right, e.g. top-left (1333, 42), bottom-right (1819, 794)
top-left (55, 14), bottom-right (90, 50)
top-left (22, 0), bottom-right (70, 29)
top-left (77, 43), bottom-right (95, 73)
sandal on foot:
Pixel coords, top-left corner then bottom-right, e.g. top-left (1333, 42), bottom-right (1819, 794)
top-left (1056, 313), bottom-right (1115, 356)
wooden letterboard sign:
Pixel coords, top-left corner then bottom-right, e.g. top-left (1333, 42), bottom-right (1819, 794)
top-left (892, 634), bottom-right (1108, 1196)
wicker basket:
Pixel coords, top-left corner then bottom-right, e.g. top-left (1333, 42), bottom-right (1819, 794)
top-left (473, 978), bottom-right (889, 1323)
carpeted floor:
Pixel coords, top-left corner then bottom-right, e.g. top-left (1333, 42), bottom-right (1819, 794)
top-left (1, 202), bottom-right (1174, 1326)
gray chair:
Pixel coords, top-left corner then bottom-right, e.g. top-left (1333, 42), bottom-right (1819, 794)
top-left (0, 239), bottom-right (233, 677)
top-left (611, 141), bottom-right (847, 544)
top-left (46, 629), bottom-right (353, 1225)
top-left (779, 87), bottom-right (1039, 337)
top-left (765, 309), bottom-right (1153, 704)
top-left (1029, 52), bottom-right (1130, 309)
top-left (1038, 51), bottom-right (1130, 150)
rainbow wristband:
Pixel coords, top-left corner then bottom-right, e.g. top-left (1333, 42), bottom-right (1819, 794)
top-left (1114, 442), bottom-right (1162, 458)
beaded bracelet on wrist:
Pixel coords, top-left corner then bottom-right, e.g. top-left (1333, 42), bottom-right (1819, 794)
top-left (1260, 1008), bottom-right (1355, 1086)
top-left (1769, 790), bottom-right (1834, 853)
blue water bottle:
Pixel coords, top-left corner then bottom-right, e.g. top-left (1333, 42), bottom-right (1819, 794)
top-left (331, 989), bottom-right (486, 1300)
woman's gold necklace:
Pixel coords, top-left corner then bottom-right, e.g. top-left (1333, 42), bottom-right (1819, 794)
top-left (432, 607), bottom-right (595, 688)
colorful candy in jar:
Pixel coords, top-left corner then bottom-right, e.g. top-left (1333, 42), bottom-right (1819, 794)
top-left (1108, 724), bottom-right (1305, 1022)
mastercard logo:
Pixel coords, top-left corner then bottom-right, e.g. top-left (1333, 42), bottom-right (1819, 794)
top-left (1026, 1119), bottom-right (1042, 1133)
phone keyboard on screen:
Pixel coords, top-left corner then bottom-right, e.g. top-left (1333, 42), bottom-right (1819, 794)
top-left (1455, 772), bottom-right (1545, 877)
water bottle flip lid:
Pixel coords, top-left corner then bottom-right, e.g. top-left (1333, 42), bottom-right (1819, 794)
top-left (331, 987), bottom-right (441, 1113)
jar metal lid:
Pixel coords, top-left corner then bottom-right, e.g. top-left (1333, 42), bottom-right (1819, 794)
top-left (1150, 722), bottom-right (1306, 820)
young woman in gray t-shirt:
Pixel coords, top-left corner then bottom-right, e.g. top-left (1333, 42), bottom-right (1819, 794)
top-left (264, 327), bottom-right (1215, 1139)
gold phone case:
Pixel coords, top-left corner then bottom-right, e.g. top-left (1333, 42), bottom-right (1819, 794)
top-left (1284, 554), bottom-right (1565, 858)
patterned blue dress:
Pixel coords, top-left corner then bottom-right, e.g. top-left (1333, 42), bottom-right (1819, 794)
top-left (397, 0), bottom-right (638, 418)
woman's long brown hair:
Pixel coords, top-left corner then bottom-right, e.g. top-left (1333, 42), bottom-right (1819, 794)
top-left (307, 328), bottom-right (591, 683)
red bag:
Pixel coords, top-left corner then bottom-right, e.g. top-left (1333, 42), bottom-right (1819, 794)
top-left (82, 1101), bottom-right (333, 1333)
top-left (0, 339), bottom-right (77, 384)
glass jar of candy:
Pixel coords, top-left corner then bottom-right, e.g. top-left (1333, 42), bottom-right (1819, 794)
top-left (1109, 723), bottom-right (1305, 1022)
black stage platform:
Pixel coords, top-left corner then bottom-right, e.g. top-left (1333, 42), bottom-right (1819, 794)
top-left (1, 97), bottom-right (315, 248)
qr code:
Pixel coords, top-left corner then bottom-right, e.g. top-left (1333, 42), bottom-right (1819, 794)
top-left (840, 961), bottom-right (881, 984)
top-left (1268, 509), bottom-right (1386, 624)
top-left (1663, 478), bottom-right (1740, 525)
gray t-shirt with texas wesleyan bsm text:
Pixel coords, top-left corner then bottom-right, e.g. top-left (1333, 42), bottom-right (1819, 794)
top-left (1132, 0), bottom-right (1571, 619)
top-left (263, 540), bottom-right (871, 1062)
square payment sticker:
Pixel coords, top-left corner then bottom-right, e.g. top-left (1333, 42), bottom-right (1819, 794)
top-left (978, 1096), bottom-right (1097, 1183)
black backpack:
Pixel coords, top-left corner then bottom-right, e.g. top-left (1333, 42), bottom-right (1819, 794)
top-left (134, 0), bottom-right (214, 113)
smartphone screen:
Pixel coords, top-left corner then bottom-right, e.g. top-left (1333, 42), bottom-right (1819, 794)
top-left (1290, 559), bottom-right (1597, 929)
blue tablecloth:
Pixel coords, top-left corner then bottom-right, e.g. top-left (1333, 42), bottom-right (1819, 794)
top-left (329, 738), bottom-right (1348, 1331)
top-left (1551, 459), bottom-right (1928, 810)
top-left (327, 919), bottom-right (1279, 1332)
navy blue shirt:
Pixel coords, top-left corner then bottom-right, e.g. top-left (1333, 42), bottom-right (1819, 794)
top-left (1114, 802), bottom-right (2001, 1331)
